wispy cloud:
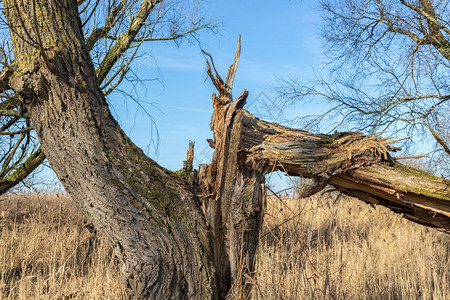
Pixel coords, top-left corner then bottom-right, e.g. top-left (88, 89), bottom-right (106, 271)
top-left (163, 105), bottom-right (212, 113)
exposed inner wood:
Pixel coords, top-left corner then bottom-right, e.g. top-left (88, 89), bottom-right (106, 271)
top-left (200, 36), bottom-right (265, 297)
top-left (239, 111), bottom-right (450, 232)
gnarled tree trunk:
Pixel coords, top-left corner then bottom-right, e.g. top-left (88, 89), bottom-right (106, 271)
top-left (3, 1), bottom-right (449, 299)
top-left (5, 1), bottom-right (214, 298)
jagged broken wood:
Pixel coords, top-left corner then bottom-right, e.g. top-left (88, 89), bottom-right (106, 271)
top-left (239, 111), bottom-right (450, 231)
top-left (194, 35), bottom-right (449, 298)
top-left (199, 36), bottom-right (450, 237)
top-left (199, 35), bottom-right (265, 298)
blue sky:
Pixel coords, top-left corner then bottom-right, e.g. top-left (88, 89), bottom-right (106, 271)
top-left (105, 0), bottom-right (326, 191)
top-left (33, 1), bottom-right (326, 191)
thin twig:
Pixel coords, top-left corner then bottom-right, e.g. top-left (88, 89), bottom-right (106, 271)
top-left (395, 154), bottom-right (429, 160)
top-left (386, 136), bottom-right (411, 143)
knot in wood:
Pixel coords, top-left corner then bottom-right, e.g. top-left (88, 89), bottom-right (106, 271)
top-left (10, 71), bottom-right (47, 105)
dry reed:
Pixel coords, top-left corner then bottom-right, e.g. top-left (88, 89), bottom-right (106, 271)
top-left (0, 192), bottom-right (448, 299)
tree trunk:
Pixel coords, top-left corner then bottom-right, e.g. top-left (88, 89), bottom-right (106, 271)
top-left (5, 1), bottom-right (214, 298)
top-left (199, 41), bottom-right (265, 297)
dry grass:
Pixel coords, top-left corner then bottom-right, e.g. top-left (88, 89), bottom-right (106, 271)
top-left (252, 194), bottom-right (449, 300)
top-left (0, 192), bottom-right (448, 299)
top-left (0, 193), bottom-right (126, 299)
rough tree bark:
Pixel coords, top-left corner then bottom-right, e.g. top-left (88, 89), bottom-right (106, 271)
top-left (198, 40), bottom-right (265, 298)
top-left (3, 1), bottom-right (449, 299)
top-left (4, 1), bottom-right (214, 299)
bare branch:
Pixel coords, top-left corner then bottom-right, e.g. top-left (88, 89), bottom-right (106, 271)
top-left (395, 154), bottom-right (429, 159)
top-left (95, 0), bottom-right (162, 84)
top-left (131, 23), bottom-right (211, 42)
top-left (0, 131), bottom-right (26, 178)
top-left (0, 125), bottom-right (33, 135)
top-left (400, 0), bottom-right (450, 35)
top-left (277, 0), bottom-right (450, 175)
top-left (0, 146), bottom-right (45, 195)
top-left (85, 0), bottom-right (127, 51)
top-left (0, 66), bottom-right (13, 93)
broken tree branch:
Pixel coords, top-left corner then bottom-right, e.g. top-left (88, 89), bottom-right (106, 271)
top-left (238, 111), bottom-right (449, 232)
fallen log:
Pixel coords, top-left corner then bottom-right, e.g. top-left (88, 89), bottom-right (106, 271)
top-left (239, 110), bottom-right (450, 232)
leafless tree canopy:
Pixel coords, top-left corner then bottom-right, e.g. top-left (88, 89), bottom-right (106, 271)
top-left (276, 0), bottom-right (450, 176)
top-left (0, 0), bottom-right (215, 194)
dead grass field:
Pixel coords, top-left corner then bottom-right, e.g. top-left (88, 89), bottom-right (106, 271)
top-left (0, 192), bottom-right (448, 299)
